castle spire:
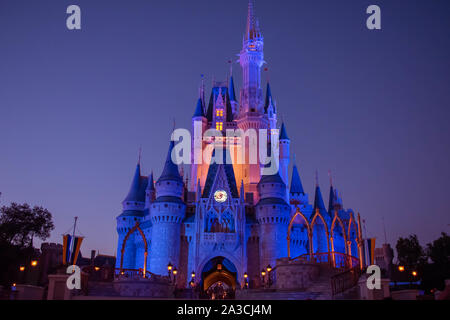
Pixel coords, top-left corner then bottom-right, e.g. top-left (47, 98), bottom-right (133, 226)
top-left (264, 82), bottom-right (273, 113)
top-left (193, 96), bottom-right (205, 118)
top-left (279, 122), bottom-right (289, 141)
top-left (290, 159), bottom-right (304, 195)
top-left (314, 184), bottom-right (326, 213)
top-left (147, 171), bottom-right (155, 191)
top-left (245, 0), bottom-right (261, 41)
top-left (229, 73), bottom-right (236, 102)
top-left (123, 162), bottom-right (144, 203)
top-left (157, 140), bottom-right (183, 183)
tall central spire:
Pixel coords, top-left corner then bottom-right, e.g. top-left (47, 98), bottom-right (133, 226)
top-left (245, 0), bottom-right (261, 42)
top-left (239, 0), bottom-right (265, 114)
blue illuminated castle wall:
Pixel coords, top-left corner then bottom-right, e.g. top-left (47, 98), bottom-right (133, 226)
top-left (115, 2), bottom-right (363, 288)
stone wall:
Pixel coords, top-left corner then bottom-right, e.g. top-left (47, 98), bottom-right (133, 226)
top-left (274, 258), bottom-right (320, 290)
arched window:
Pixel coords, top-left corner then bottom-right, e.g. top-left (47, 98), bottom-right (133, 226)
top-left (205, 210), bottom-right (218, 232)
top-left (220, 211), bottom-right (235, 233)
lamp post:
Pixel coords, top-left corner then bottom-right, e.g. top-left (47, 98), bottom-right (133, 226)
top-left (173, 268), bottom-right (178, 286)
top-left (261, 269), bottom-right (266, 288)
top-left (266, 265), bottom-right (272, 287)
top-left (244, 272), bottom-right (248, 289)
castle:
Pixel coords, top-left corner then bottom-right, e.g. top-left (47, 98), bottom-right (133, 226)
top-left (115, 2), bottom-right (364, 290)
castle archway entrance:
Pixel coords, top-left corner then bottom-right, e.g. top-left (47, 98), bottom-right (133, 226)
top-left (201, 256), bottom-right (237, 299)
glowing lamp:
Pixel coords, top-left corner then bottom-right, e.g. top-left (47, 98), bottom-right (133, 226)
top-left (31, 260), bottom-right (38, 267)
top-left (173, 268), bottom-right (178, 275)
top-left (266, 265), bottom-right (272, 272)
top-left (94, 267), bottom-right (100, 271)
top-left (261, 270), bottom-right (266, 277)
top-left (398, 266), bottom-right (405, 272)
top-left (191, 271), bottom-right (196, 278)
top-left (244, 272), bottom-right (248, 279)
top-left (19, 266), bottom-right (25, 272)
top-left (412, 271), bottom-right (417, 277)
top-left (167, 263), bottom-right (173, 271)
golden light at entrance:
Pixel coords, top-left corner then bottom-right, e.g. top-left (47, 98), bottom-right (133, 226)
top-left (214, 190), bottom-right (227, 203)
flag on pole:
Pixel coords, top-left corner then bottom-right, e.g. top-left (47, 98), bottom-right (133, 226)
top-left (70, 236), bottom-right (84, 265)
top-left (366, 238), bottom-right (376, 265)
top-left (62, 234), bottom-right (72, 265)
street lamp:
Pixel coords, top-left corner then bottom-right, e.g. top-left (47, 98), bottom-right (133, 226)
top-left (398, 265), bottom-right (405, 272)
top-left (191, 271), bottom-right (196, 279)
top-left (19, 266), bottom-right (25, 272)
top-left (244, 272), bottom-right (249, 289)
top-left (31, 260), bottom-right (38, 267)
top-left (266, 265), bottom-right (272, 287)
top-left (412, 271), bottom-right (418, 277)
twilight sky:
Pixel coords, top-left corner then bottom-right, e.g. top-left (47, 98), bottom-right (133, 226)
top-left (0, 0), bottom-right (449, 258)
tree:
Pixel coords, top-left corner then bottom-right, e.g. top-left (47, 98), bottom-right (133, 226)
top-left (395, 234), bottom-right (426, 267)
top-left (427, 233), bottom-right (450, 266)
top-left (0, 202), bottom-right (54, 248)
top-left (0, 203), bottom-right (54, 285)
top-left (423, 233), bottom-right (450, 291)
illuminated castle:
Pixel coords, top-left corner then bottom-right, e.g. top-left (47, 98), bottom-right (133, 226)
top-left (115, 1), bottom-right (364, 290)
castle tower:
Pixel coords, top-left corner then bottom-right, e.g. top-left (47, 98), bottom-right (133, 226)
top-left (239, 0), bottom-right (264, 113)
top-left (116, 162), bottom-right (147, 269)
top-left (279, 122), bottom-right (290, 188)
top-left (149, 140), bottom-right (186, 275)
top-left (235, 1), bottom-right (268, 198)
top-left (256, 169), bottom-right (290, 269)
top-left (190, 94), bottom-right (207, 191)
top-left (289, 160), bottom-right (308, 205)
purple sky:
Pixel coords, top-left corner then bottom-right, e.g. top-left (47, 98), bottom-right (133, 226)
top-left (0, 0), bottom-right (449, 258)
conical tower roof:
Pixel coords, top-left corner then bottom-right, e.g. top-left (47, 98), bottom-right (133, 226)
top-left (314, 185), bottom-right (327, 214)
top-left (124, 163), bottom-right (146, 202)
top-left (193, 97), bottom-right (205, 118)
top-left (290, 163), bottom-right (305, 195)
top-left (279, 122), bottom-right (289, 140)
top-left (229, 75), bottom-right (237, 102)
top-left (157, 140), bottom-right (183, 183)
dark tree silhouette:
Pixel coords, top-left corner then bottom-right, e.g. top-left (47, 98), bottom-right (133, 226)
top-left (0, 202), bottom-right (54, 248)
top-left (395, 234), bottom-right (426, 267)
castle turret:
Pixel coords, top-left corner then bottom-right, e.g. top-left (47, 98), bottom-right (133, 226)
top-left (116, 162), bottom-right (147, 270)
top-left (256, 169), bottom-right (290, 269)
top-left (279, 122), bottom-right (290, 189)
top-left (149, 140), bottom-right (186, 275)
top-left (289, 160), bottom-right (308, 205)
top-left (190, 95), bottom-right (207, 191)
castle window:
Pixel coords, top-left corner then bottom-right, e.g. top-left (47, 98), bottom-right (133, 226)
top-left (216, 109), bottom-right (223, 117)
top-left (216, 122), bottom-right (223, 131)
